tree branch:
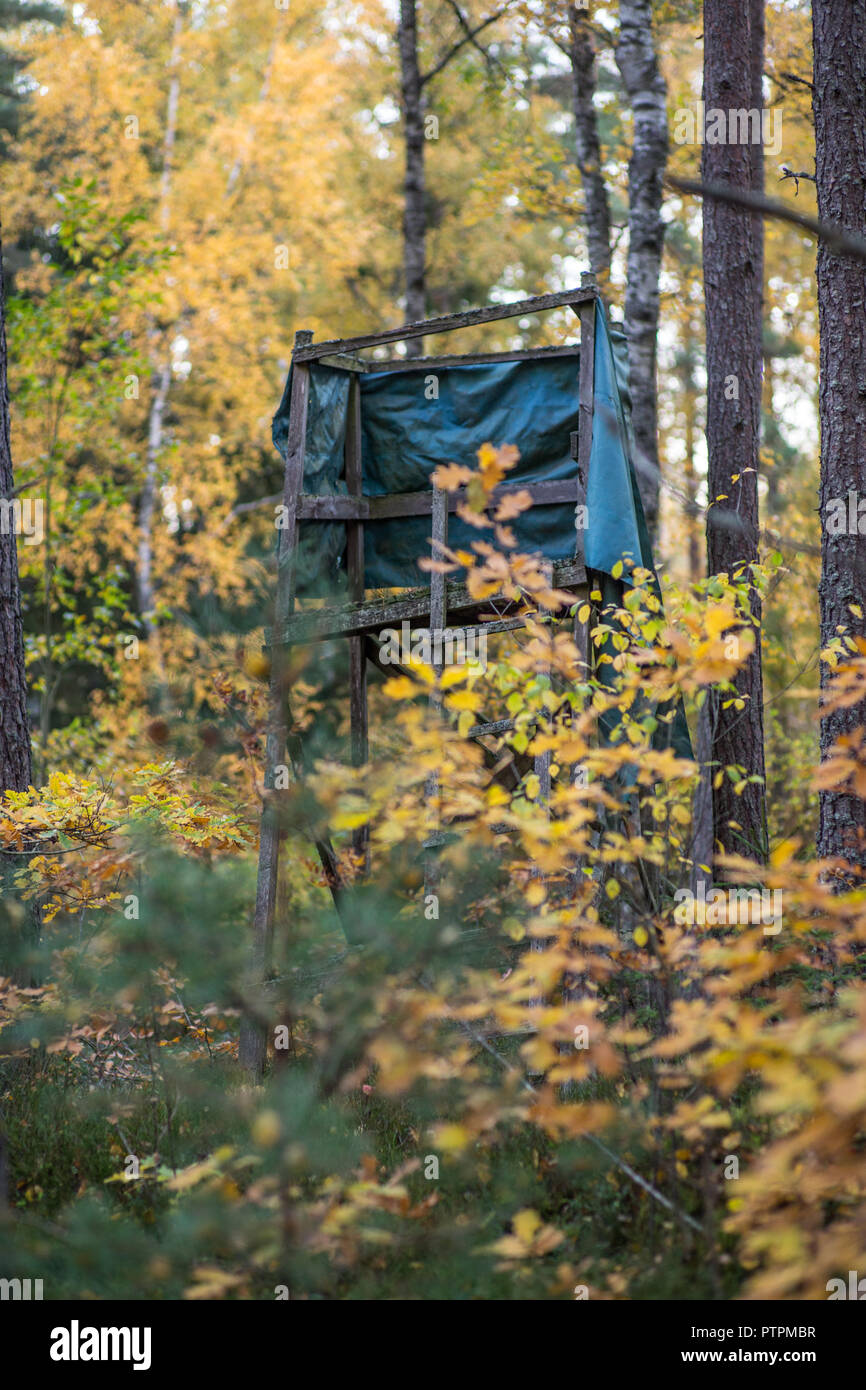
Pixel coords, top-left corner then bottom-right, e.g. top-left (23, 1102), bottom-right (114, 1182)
top-left (442, 0), bottom-right (507, 79)
top-left (420, 5), bottom-right (507, 87)
top-left (666, 174), bottom-right (866, 263)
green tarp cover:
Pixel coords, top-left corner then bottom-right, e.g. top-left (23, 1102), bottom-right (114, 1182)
top-left (272, 301), bottom-right (654, 590)
top-left (272, 301), bottom-right (691, 757)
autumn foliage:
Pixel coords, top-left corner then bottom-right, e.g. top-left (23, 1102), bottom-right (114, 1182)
top-left (1, 0), bottom-right (864, 1304)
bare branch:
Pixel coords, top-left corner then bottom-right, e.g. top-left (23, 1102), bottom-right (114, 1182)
top-left (666, 174), bottom-right (866, 264)
top-left (442, 0), bottom-right (507, 79)
top-left (217, 493), bottom-right (281, 533)
top-left (778, 69), bottom-right (814, 92)
top-left (421, 5), bottom-right (507, 87)
top-left (779, 165), bottom-right (816, 197)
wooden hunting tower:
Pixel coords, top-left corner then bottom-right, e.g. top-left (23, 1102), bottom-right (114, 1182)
top-left (239, 274), bottom-right (672, 1072)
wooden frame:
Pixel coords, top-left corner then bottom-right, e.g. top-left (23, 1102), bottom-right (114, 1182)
top-left (241, 279), bottom-right (598, 1076)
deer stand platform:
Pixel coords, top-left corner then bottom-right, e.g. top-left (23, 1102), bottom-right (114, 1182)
top-left (239, 280), bottom-right (606, 1076)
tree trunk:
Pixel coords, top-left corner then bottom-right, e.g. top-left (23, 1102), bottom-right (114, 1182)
top-left (569, 3), bottom-right (611, 281)
top-left (399, 0), bottom-right (427, 355)
top-left (702, 0), bottom-right (768, 863)
top-left (137, 0), bottom-right (183, 640)
top-left (0, 232), bottom-right (31, 795)
top-left (812, 0), bottom-right (866, 874)
top-left (680, 344), bottom-right (703, 583)
top-left (1, 227), bottom-right (40, 986)
top-left (615, 0), bottom-right (668, 543)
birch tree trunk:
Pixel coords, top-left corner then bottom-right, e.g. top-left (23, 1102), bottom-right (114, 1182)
top-left (137, 0), bottom-right (183, 637)
top-left (615, 0), bottom-right (668, 542)
top-left (812, 0), bottom-right (866, 875)
top-left (399, 0), bottom-right (427, 356)
top-left (702, 0), bottom-right (768, 863)
top-left (569, 3), bottom-right (610, 281)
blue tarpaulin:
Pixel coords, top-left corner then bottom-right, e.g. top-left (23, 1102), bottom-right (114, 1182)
top-left (272, 300), bottom-right (691, 756)
top-left (273, 300), bottom-right (654, 591)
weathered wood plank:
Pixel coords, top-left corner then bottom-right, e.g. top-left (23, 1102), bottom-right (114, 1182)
top-left (296, 476), bottom-right (582, 523)
top-left (425, 488), bottom-right (449, 894)
top-left (429, 486), bottom-right (448, 647)
top-left (465, 717), bottom-right (515, 739)
top-left (575, 275), bottom-right (596, 668)
top-left (362, 344), bottom-right (581, 373)
top-left (345, 377), bottom-right (369, 871)
top-left (345, 375), bottom-right (364, 604)
top-left (242, 329), bottom-right (313, 1078)
top-left (316, 353), bottom-right (370, 372)
top-left (272, 561), bottom-right (589, 646)
top-left (293, 287), bottom-right (597, 362)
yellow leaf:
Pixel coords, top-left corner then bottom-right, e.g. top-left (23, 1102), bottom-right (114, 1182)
top-left (444, 688), bottom-right (480, 712)
top-left (382, 676), bottom-right (417, 700)
top-left (706, 603), bottom-right (736, 640)
top-left (431, 462), bottom-right (472, 491)
top-left (436, 1124), bottom-right (470, 1153)
top-left (333, 809), bottom-right (369, 831)
top-left (486, 783), bottom-right (510, 807)
top-left (513, 1209), bottom-right (542, 1245)
top-left (458, 710), bottom-right (475, 738)
top-left (251, 1110), bottom-right (281, 1147)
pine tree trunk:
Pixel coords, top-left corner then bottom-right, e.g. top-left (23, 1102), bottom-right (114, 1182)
top-left (615, 0), bottom-right (668, 543)
top-left (1, 229), bottom-right (39, 987)
top-left (569, 3), bottom-right (611, 281)
top-left (812, 0), bottom-right (866, 874)
top-left (399, 0), bottom-right (426, 356)
top-left (702, 0), bottom-right (768, 863)
top-left (0, 233), bottom-right (32, 795)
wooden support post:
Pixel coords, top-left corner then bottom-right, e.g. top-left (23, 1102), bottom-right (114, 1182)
top-left (574, 271), bottom-right (595, 676)
top-left (564, 276), bottom-right (597, 1033)
top-left (240, 329), bottom-right (312, 1079)
top-left (529, 561), bottom-right (553, 1017)
top-left (566, 273), bottom-right (597, 801)
top-left (345, 375), bottom-right (369, 874)
top-left (424, 486), bottom-right (448, 899)
top-left (534, 556), bottom-right (554, 805)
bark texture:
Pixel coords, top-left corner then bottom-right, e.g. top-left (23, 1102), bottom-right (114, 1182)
top-left (615, 0), bottom-right (668, 542)
top-left (812, 0), bottom-right (866, 873)
top-left (569, 4), bottom-right (611, 281)
top-left (702, 0), bottom-right (768, 862)
top-left (399, 0), bottom-right (427, 355)
top-left (0, 231), bottom-right (32, 795)
top-left (1, 229), bottom-right (39, 986)
top-left (137, 0), bottom-right (183, 636)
